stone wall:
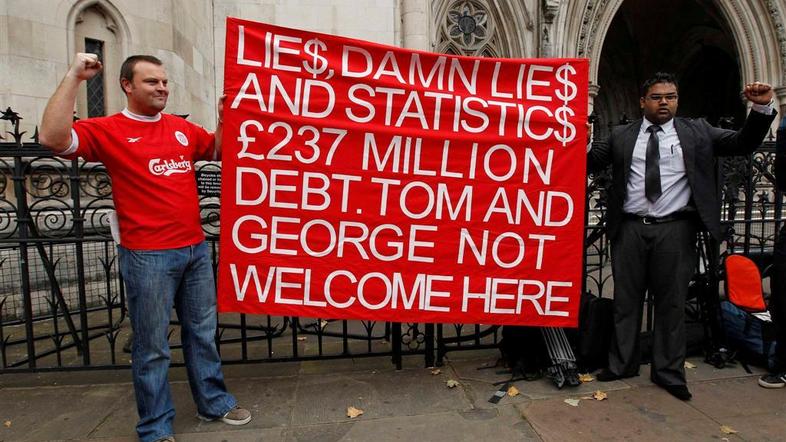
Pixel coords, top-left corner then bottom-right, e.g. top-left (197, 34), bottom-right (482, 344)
top-left (0, 0), bottom-right (217, 135)
top-left (0, 0), bottom-right (401, 137)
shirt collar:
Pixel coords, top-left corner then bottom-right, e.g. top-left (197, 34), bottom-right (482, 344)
top-left (642, 117), bottom-right (674, 133)
top-left (121, 108), bottom-right (162, 122)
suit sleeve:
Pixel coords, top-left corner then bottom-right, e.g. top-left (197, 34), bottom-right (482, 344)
top-left (708, 109), bottom-right (777, 157)
top-left (587, 130), bottom-right (615, 174)
top-left (776, 118), bottom-right (786, 192)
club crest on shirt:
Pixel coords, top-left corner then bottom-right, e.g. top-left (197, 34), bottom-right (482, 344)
top-left (149, 156), bottom-right (192, 176)
top-left (175, 131), bottom-right (189, 146)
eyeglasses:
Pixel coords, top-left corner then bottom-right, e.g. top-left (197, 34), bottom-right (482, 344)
top-left (645, 94), bottom-right (678, 102)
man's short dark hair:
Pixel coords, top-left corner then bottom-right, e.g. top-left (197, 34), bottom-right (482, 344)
top-left (641, 72), bottom-right (679, 96)
top-left (119, 55), bottom-right (163, 85)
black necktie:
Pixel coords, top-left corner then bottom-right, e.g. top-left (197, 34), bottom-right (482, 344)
top-left (645, 125), bottom-right (663, 202)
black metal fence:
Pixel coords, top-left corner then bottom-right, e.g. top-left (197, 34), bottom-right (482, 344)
top-left (0, 107), bottom-right (783, 373)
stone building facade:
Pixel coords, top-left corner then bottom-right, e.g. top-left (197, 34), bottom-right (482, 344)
top-left (2, 0), bottom-right (785, 135)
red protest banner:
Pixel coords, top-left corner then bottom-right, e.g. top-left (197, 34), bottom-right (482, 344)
top-left (218, 17), bottom-right (588, 327)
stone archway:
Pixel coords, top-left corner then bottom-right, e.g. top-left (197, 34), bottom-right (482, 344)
top-left (65, 0), bottom-right (131, 117)
top-left (561, 0), bottom-right (786, 127)
top-left (595, 0), bottom-right (745, 132)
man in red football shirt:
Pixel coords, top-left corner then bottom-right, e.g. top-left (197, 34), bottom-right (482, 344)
top-left (40, 53), bottom-right (250, 442)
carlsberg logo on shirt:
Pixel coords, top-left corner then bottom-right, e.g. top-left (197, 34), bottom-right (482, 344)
top-left (148, 156), bottom-right (192, 176)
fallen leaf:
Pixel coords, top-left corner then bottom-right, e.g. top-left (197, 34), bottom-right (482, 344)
top-left (446, 379), bottom-right (460, 388)
top-left (564, 398), bottom-right (580, 407)
top-left (346, 406), bottom-right (364, 418)
top-left (592, 390), bottom-right (608, 401)
top-left (319, 320), bottom-right (329, 329)
top-left (578, 373), bottom-right (594, 383)
top-left (507, 386), bottom-right (520, 396)
top-left (720, 425), bottom-right (737, 435)
top-left (431, 368), bottom-right (441, 375)
top-left (580, 396), bottom-right (594, 400)
top-left (297, 336), bottom-right (307, 341)
top-left (684, 361), bottom-right (697, 369)
top-left (3, 420), bottom-right (11, 428)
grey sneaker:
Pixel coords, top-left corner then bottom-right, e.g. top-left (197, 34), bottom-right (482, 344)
top-left (758, 372), bottom-right (786, 389)
top-left (198, 405), bottom-right (252, 426)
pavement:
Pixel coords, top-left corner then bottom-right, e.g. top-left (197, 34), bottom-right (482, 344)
top-left (0, 349), bottom-right (784, 442)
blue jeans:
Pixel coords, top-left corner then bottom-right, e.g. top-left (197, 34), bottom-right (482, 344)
top-left (771, 225), bottom-right (786, 371)
top-left (119, 241), bottom-right (236, 442)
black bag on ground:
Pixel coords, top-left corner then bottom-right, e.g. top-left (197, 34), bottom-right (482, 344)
top-left (577, 291), bottom-right (614, 371)
top-left (500, 326), bottom-right (549, 379)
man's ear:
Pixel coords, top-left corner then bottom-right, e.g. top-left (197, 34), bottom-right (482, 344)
top-left (640, 97), bottom-right (645, 109)
top-left (120, 78), bottom-right (132, 95)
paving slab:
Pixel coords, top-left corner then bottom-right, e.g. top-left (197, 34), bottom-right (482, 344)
top-left (0, 361), bottom-right (301, 389)
top-left (689, 376), bottom-right (786, 419)
top-left (442, 355), bottom-right (511, 384)
top-left (2, 353), bottom-right (785, 442)
top-left (74, 437), bottom-right (136, 442)
top-left (712, 411), bottom-right (786, 442)
top-left (88, 376), bottom-right (298, 439)
top-left (284, 421), bottom-right (357, 442)
top-left (74, 428), bottom-right (284, 442)
top-left (447, 356), bottom-right (629, 408)
top-left (439, 348), bottom-right (501, 362)
top-left (290, 367), bottom-right (471, 426)
top-left (518, 384), bottom-right (738, 442)
top-left (297, 354), bottom-right (421, 376)
top-left (622, 356), bottom-right (764, 388)
top-left (285, 405), bottom-right (540, 442)
top-left (85, 384), bottom-right (148, 439)
top-left (0, 384), bottom-right (133, 441)
top-left (221, 361), bottom-right (302, 379)
top-left (170, 427), bottom-right (285, 442)
top-left (0, 371), bottom-right (126, 389)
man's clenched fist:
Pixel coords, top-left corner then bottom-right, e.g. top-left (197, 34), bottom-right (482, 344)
top-left (743, 81), bottom-right (774, 105)
top-left (68, 52), bottom-right (103, 81)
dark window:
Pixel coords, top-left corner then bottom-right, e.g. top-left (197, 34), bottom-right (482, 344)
top-left (84, 38), bottom-right (106, 117)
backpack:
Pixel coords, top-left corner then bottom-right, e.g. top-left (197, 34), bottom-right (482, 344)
top-left (720, 300), bottom-right (777, 370)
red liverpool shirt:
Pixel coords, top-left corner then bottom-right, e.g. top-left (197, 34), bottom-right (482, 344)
top-left (64, 109), bottom-right (216, 250)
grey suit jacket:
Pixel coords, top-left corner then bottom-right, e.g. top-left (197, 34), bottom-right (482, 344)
top-left (588, 110), bottom-right (776, 241)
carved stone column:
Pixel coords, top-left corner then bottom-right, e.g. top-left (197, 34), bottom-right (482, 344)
top-left (540, 0), bottom-right (560, 57)
top-left (775, 86), bottom-right (786, 117)
top-left (588, 82), bottom-right (601, 115)
top-left (402, 0), bottom-right (430, 50)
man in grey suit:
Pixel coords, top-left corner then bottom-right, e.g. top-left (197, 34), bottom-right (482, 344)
top-left (588, 72), bottom-right (776, 400)
top-left (759, 112), bottom-right (786, 389)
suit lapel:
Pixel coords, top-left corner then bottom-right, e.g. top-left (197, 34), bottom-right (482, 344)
top-left (622, 120), bottom-right (642, 184)
top-left (673, 118), bottom-right (696, 185)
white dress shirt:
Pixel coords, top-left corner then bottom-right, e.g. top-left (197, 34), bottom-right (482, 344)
top-left (623, 103), bottom-right (774, 217)
top-left (623, 117), bottom-right (689, 217)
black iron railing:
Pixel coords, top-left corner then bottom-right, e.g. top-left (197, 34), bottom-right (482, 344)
top-left (0, 107), bottom-right (782, 372)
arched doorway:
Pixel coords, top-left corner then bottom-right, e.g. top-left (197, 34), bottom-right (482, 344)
top-left (594, 0), bottom-right (745, 135)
